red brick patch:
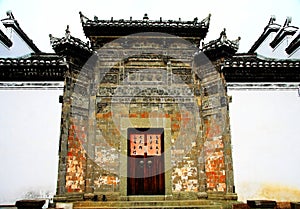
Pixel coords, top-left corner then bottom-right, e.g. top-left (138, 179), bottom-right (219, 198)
top-left (172, 123), bottom-right (180, 131)
top-left (129, 113), bottom-right (138, 117)
top-left (140, 112), bottom-right (149, 118)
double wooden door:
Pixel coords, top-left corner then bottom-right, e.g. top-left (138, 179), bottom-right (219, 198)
top-left (127, 128), bottom-right (165, 195)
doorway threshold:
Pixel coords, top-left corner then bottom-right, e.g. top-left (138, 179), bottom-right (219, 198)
top-left (128, 195), bottom-right (166, 201)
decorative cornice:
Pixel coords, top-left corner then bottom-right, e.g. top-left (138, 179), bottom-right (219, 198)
top-left (223, 53), bottom-right (300, 68)
top-left (227, 82), bottom-right (299, 90)
top-left (0, 53), bottom-right (65, 66)
top-left (0, 81), bottom-right (64, 90)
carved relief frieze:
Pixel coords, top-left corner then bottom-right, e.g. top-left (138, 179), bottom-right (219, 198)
top-left (171, 68), bottom-right (192, 84)
top-left (98, 86), bottom-right (196, 98)
top-left (100, 73), bottom-right (118, 84)
top-left (123, 69), bottom-right (167, 84)
top-left (96, 102), bottom-right (109, 113)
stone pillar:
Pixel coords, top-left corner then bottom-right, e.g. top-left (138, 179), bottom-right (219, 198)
top-left (56, 74), bottom-right (71, 195)
top-left (222, 77), bottom-right (237, 200)
top-left (85, 89), bottom-right (96, 193)
top-left (197, 130), bottom-right (207, 198)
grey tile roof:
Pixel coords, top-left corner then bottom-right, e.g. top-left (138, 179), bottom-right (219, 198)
top-left (50, 25), bottom-right (93, 55)
top-left (0, 53), bottom-right (66, 81)
top-left (201, 28), bottom-right (240, 60)
top-left (222, 53), bottom-right (300, 82)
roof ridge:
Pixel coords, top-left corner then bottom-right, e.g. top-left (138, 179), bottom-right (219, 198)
top-left (1, 10), bottom-right (41, 53)
top-left (79, 12), bottom-right (211, 27)
top-left (248, 16), bottom-right (299, 54)
top-left (0, 27), bottom-right (12, 47)
top-left (286, 30), bottom-right (300, 55)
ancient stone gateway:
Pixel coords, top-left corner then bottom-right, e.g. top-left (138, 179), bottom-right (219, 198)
top-left (51, 14), bottom-right (238, 202)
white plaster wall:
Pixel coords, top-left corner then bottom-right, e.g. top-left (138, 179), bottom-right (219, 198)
top-left (0, 90), bottom-right (62, 204)
top-left (229, 90), bottom-right (300, 202)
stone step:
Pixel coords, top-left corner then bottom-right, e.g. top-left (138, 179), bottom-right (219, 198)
top-left (74, 206), bottom-right (221, 209)
top-left (73, 200), bottom-right (222, 209)
top-left (74, 200), bottom-right (216, 207)
top-left (127, 195), bottom-right (166, 201)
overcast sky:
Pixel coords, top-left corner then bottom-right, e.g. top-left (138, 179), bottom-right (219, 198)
top-left (0, 0), bottom-right (299, 203)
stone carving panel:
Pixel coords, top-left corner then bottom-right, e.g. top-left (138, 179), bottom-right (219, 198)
top-left (98, 86), bottom-right (195, 98)
top-left (124, 69), bottom-right (167, 85)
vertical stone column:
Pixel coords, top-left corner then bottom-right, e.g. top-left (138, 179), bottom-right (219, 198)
top-left (56, 74), bottom-right (71, 196)
top-left (224, 130), bottom-right (236, 195)
top-left (197, 129), bottom-right (207, 197)
top-left (85, 91), bottom-right (96, 193)
top-left (200, 67), bottom-right (231, 198)
top-left (222, 77), bottom-right (237, 200)
top-left (85, 66), bottom-right (98, 194)
top-left (164, 118), bottom-right (172, 198)
top-left (194, 69), bottom-right (207, 198)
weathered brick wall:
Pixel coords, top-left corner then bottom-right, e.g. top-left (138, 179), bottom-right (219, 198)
top-left (194, 57), bottom-right (235, 196)
top-left (171, 109), bottom-right (199, 192)
top-left (56, 60), bottom-right (91, 195)
top-left (91, 50), bottom-right (203, 194)
top-left (94, 103), bottom-right (120, 192)
top-left (203, 114), bottom-right (226, 192)
top-left (65, 122), bottom-right (87, 192)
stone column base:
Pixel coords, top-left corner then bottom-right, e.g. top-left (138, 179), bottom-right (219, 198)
top-left (197, 192), bottom-right (208, 199)
top-left (207, 192), bottom-right (238, 200)
top-left (53, 193), bottom-right (84, 202)
top-left (224, 193), bottom-right (238, 200)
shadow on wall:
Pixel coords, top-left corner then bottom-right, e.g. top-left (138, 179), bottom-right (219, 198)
top-left (237, 182), bottom-right (300, 202)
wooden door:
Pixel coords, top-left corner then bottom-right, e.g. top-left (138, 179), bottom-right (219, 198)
top-left (127, 128), bottom-right (165, 195)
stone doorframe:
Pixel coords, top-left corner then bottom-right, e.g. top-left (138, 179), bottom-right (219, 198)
top-left (119, 117), bottom-right (172, 200)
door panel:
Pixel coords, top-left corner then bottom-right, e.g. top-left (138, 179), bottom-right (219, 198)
top-left (127, 128), bottom-right (165, 195)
